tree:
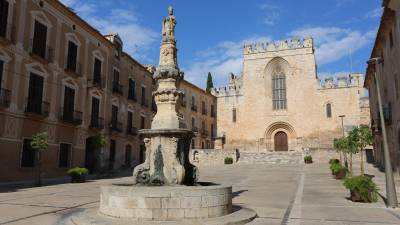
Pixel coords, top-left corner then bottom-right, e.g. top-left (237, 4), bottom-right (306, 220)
top-left (333, 136), bottom-right (357, 176)
top-left (349, 125), bottom-right (373, 176)
top-left (206, 72), bottom-right (214, 92)
top-left (30, 132), bottom-right (49, 186)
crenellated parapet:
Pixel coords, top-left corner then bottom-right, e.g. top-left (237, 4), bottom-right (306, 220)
top-left (211, 73), bottom-right (243, 98)
top-left (243, 37), bottom-right (314, 55)
top-left (319, 73), bottom-right (363, 89)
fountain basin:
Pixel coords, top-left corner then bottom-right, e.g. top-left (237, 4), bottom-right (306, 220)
top-left (98, 184), bottom-right (232, 220)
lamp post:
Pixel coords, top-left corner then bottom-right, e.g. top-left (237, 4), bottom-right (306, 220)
top-left (367, 57), bottom-right (398, 208)
top-left (339, 115), bottom-right (347, 166)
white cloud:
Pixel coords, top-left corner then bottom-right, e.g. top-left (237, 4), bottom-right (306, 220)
top-left (59, 0), bottom-right (158, 63)
top-left (288, 27), bottom-right (375, 65)
top-left (183, 36), bottom-right (271, 88)
top-left (364, 7), bottom-right (383, 19)
top-left (259, 3), bottom-right (280, 26)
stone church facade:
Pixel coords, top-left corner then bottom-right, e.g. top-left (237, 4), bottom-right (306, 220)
top-left (212, 38), bottom-right (370, 152)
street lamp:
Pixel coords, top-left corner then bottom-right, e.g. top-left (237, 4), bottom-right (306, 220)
top-left (367, 57), bottom-right (398, 208)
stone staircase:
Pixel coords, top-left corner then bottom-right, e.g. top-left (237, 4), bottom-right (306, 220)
top-left (238, 152), bottom-right (303, 165)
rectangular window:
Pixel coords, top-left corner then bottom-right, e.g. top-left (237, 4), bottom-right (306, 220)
top-left (27, 73), bottom-right (44, 114)
top-left (21, 139), bottom-right (35, 167)
top-left (32, 20), bottom-right (47, 58)
top-left (113, 69), bottom-right (119, 83)
top-left (0, 60), bottom-right (3, 88)
top-left (202, 101), bottom-right (206, 115)
top-left (66, 41), bottom-right (78, 72)
top-left (63, 86), bottom-right (75, 122)
top-left (326, 104), bottom-right (332, 118)
top-left (141, 86), bottom-right (146, 105)
top-left (128, 79), bottom-right (136, 100)
top-left (140, 116), bottom-right (145, 129)
top-left (111, 105), bottom-right (118, 124)
top-left (389, 30), bottom-right (394, 48)
top-left (127, 111), bottom-right (133, 128)
top-left (0, 0), bottom-right (9, 38)
top-left (109, 140), bottom-right (116, 162)
top-left (91, 97), bottom-right (99, 119)
top-left (232, 108), bottom-right (236, 122)
top-left (93, 58), bottom-right (102, 82)
top-left (59, 143), bottom-right (71, 168)
top-left (272, 75), bottom-right (287, 110)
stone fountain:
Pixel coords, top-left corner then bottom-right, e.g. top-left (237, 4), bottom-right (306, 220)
top-left (69, 6), bottom-right (256, 225)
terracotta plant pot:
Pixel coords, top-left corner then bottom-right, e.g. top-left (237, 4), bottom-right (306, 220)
top-left (350, 189), bottom-right (376, 202)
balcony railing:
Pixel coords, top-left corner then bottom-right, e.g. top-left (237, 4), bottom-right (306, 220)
top-left (88, 76), bottom-right (104, 88)
top-left (112, 82), bottom-right (124, 95)
top-left (0, 24), bottom-right (16, 45)
top-left (89, 116), bottom-right (104, 129)
top-left (0, 89), bottom-right (11, 108)
top-left (29, 39), bottom-right (54, 63)
top-left (201, 129), bottom-right (209, 137)
top-left (191, 126), bottom-right (198, 133)
top-left (25, 99), bottom-right (50, 117)
top-left (128, 93), bottom-right (137, 102)
top-left (141, 98), bottom-right (149, 107)
top-left (109, 121), bottom-right (123, 132)
top-left (65, 62), bottom-right (82, 77)
top-left (191, 105), bottom-right (198, 112)
top-left (59, 108), bottom-right (83, 125)
top-left (126, 126), bottom-right (138, 136)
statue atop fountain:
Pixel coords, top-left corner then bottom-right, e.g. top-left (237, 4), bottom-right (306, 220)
top-left (132, 6), bottom-right (197, 186)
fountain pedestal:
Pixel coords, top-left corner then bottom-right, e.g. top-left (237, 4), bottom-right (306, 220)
top-left (69, 6), bottom-right (256, 225)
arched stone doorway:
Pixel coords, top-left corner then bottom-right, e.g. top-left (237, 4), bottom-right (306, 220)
top-left (274, 131), bottom-right (288, 151)
top-left (264, 122), bottom-right (296, 151)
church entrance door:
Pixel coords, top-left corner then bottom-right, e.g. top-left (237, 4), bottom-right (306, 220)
top-left (274, 131), bottom-right (288, 151)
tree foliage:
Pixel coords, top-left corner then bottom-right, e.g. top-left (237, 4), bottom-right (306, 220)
top-left (206, 72), bottom-right (214, 92)
top-left (31, 132), bottom-right (48, 152)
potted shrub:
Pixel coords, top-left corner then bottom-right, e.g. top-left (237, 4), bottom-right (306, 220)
top-left (304, 155), bottom-right (313, 164)
top-left (224, 157), bottom-right (233, 164)
top-left (331, 163), bottom-right (347, 179)
top-left (343, 176), bottom-right (378, 202)
top-left (67, 167), bottom-right (89, 183)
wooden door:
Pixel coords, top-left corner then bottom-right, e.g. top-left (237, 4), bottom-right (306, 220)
top-left (274, 131), bottom-right (288, 151)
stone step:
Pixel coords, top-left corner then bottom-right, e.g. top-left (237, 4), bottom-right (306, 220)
top-left (238, 152), bottom-right (303, 165)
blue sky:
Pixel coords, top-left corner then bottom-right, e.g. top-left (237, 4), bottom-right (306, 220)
top-left (61, 0), bottom-right (382, 88)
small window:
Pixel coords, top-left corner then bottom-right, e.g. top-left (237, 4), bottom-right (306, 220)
top-left (0, 0), bottom-right (9, 38)
top-left (93, 58), bottom-right (102, 82)
top-left (21, 139), bottom-right (35, 167)
top-left (128, 79), bottom-right (136, 100)
top-left (59, 143), bottom-right (71, 168)
top-left (66, 41), bottom-right (78, 71)
top-left (109, 140), bottom-right (116, 162)
top-left (32, 20), bottom-right (48, 58)
top-left (232, 108), bottom-right (237, 122)
top-left (140, 116), bottom-right (145, 129)
top-left (326, 103), bottom-right (332, 118)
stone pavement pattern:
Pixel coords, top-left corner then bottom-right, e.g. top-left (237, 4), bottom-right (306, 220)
top-left (0, 162), bottom-right (400, 225)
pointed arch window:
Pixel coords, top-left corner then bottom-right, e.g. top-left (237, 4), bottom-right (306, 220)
top-left (272, 65), bottom-right (287, 110)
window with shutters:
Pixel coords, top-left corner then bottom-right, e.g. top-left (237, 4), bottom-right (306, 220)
top-left (62, 86), bottom-right (75, 122)
top-left (27, 73), bottom-right (44, 114)
top-left (111, 105), bottom-right (118, 125)
top-left (93, 58), bottom-right (102, 84)
top-left (58, 143), bottom-right (71, 168)
top-left (0, 0), bottom-right (9, 38)
top-left (32, 20), bottom-right (47, 58)
top-left (326, 103), bottom-right (332, 118)
top-left (90, 97), bottom-right (100, 127)
top-left (66, 41), bottom-right (78, 72)
top-left (21, 139), bottom-right (35, 167)
top-left (272, 65), bottom-right (287, 110)
top-left (128, 79), bottom-right (136, 100)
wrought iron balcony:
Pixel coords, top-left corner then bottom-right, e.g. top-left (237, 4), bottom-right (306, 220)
top-left (109, 121), bottom-right (123, 132)
top-left (89, 116), bottom-right (104, 129)
top-left (126, 126), bottom-right (138, 136)
top-left (88, 75), bottom-right (104, 88)
top-left (65, 62), bottom-right (82, 77)
top-left (128, 93), bottom-right (137, 102)
top-left (59, 108), bottom-right (83, 125)
top-left (0, 88), bottom-right (11, 108)
top-left (191, 104), bottom-right (198, 112)
top-left (29, 39), bottom-right (54, 63)
top-left (25, 99), bottom-right (50, 117)
top-left (112, 82), bottom-right (124, 95)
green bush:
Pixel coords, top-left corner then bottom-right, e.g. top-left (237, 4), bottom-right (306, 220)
top-left (343, 176), bottom-right (378, 202)
top-left (329, 158), bottom-right (340, 165)
top-left (304, 155), bottom-right (313, 163)
top-left (330, 163), bottom-right (346, 175)
top-left (67, 167), bottom-right (89, 183)
top-left (224, 157), bottom-right (233, 164)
